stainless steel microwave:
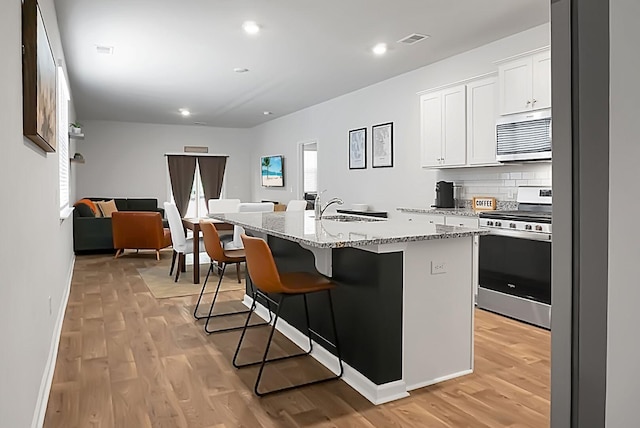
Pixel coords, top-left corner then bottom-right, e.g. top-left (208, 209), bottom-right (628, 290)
top-left (496, 109), bottom-right (552, 162)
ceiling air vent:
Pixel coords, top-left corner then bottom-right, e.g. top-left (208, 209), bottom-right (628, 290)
top-left (397, 33), bottom-right (429, 45)
top-left (96, 45), bottom-right (114, 55)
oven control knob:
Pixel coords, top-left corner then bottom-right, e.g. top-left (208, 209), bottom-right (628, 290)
top-left (535, 225), bottom-right (543, 231)
top-left (525, 224), bottom-right (532, 230)
top-left (509, 223), bottom-right (516, 229)
top-left (487, 221), bottom-right (494, 226)
top-left (495, 221), bottom-right (502, 227)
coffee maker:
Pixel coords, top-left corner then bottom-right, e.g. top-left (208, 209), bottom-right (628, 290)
top-left (433, 181), bottom-right (455, 208)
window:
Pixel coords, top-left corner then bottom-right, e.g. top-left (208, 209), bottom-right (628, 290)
top-left (57, 67), bottom-right (70, 212)
top-left (185, 163), bottom-right (208, 218)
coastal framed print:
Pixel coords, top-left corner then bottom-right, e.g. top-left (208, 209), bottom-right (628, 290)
top-left (372, 122), bottom-right (393, 168)
top-left (349, 127), bottom-right (366, 169)
top-left (22, 0), bottom-right (57, 152)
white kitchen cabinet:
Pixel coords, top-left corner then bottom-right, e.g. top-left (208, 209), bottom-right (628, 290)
top-left (498, 48), bottom-right (551, 115)
top-left (420, 85), bottom-right (467, 168)
top-left (445, 215), bottom-right (480, 302)
top-left (399, 212), bottom-right (446, 225)
top-left (400, 211), bottom-right (481, 301)
top-left (445, 215), bottom-right (479, 228)
top-left (466, 76), bottom-right (499, 166)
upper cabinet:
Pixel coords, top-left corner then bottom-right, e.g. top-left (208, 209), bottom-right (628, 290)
top-left (467, 76), bottom-right (499, 166)
top-left (420, 85), bottom-right (467, 168)
top-left (498, 48), bottom-right (551, 115)
top-left (420, 75), bottom-right (499, 169)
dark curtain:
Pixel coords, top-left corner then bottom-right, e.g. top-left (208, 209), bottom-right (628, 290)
top-left (167, 155), bottom-right (197, 216)
top-left (198, 156), bottom-right (228, 210)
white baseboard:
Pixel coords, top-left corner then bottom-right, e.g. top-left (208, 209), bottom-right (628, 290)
top-left (31, 256), bottom-right (75, 428)
top-left (406, 369), bottom-right (473, 392)
top-left (242, 295), bottom-right (410, 405)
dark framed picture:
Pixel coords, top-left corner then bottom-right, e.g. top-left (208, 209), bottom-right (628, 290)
top-left (349, 127), bottom-right (367, 169)
top-left (22, 0), bottom-right (57, 152)
top-left (372, 122), bottom-right (393, 168)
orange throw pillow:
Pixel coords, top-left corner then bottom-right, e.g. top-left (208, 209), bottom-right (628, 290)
top-left (74, 198), bottom-right (99, 216)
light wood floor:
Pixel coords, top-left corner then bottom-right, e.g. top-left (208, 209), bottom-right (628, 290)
top-left (44, 253), bottom-right (550, 428)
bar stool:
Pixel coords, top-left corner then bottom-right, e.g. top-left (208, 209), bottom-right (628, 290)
top-left (233, 233), bottom-right (344, 397)
top-left (195, 221), bottom-right (271, 334)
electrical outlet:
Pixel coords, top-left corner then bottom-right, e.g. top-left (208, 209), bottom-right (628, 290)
top-left (431, 261), bottom-right (447, 275)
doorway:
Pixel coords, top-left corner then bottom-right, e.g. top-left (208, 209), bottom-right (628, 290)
top-left (298, 141), bottom-right (318, 207)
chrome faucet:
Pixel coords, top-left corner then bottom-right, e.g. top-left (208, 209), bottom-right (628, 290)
top-left (320, 197), bottom-right (344, 218)
top-left (314, 190), bottom-right (343, 219)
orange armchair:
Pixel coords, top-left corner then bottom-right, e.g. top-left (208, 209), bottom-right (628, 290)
top-left (112, 211), bottom-right (172, 260)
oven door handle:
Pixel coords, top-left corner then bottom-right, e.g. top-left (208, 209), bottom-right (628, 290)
top-left (486, 228), bottom-right (552, 242)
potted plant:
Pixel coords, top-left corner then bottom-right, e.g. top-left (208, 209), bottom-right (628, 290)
top-left (69, 122), bottom-right (83, 135)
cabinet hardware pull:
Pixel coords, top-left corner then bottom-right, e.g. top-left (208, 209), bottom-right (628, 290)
top-left (526, 100), bottom-right (531, 105)
top-left (532, 99), bottom-right (537, 104)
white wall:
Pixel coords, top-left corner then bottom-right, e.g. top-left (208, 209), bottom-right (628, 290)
top-left (250, 24), bottom-right (550, 216)
top-left (76, 120), bottom-right (254, 204)
top-left (0, 1), bottom-right (76, 426)
top-left (606, 1), bottom-right (640, 426)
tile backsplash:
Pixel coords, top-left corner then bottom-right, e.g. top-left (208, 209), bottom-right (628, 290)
top-left (438, 162), bottom-right (552, 202)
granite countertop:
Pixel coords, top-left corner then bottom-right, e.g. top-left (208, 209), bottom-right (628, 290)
top-left (397, 207), bottom-right (481, 217)
top-left (208, 211), bottom-right (488, 249)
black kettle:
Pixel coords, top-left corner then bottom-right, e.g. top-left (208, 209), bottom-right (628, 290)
top-left (434, 181), bottom-right (455, 208)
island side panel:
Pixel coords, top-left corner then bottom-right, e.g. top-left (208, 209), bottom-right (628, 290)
top-left (253, 236), bottom-right (404, 386)
top-left (403, 236), bottom-right (475, 390)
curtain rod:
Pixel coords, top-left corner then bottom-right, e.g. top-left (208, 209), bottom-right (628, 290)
top-left (164, 153), bottom-right (229, 157)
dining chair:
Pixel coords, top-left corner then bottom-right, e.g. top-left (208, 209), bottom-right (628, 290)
top-left (163, 201), bottom-right (203, 282)
top-left (224, 202), bottom-right (275, 251)
top-left (286, 200), bottom-right (308, 211)
top-left (233, 233), bottom-right (343, 396)
top-left (208, 198), bottom-right (241, 214)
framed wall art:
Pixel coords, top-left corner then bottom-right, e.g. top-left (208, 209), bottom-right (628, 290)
top-left (372, 122), bottom-right (393, 168)
top-left (22, 0), bottom-right (57, 152)
top-left (349, 127), bottom-right (366, 169)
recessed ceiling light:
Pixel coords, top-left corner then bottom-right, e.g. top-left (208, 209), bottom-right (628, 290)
top-left (96, 45), bottom-right (114, 55)
top-left (372, 43), bottom-right (387, 56)
top-left (263, 111), bottom-right (273, 115)
top-left (242, 21), bottom-right (260, 35)
top-left (233, 67), bottom-right (250, 73)
top-left (179, 108), bottom-right (191, 117)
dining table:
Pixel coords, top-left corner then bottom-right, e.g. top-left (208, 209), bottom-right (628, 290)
top-left (182, 217), bottom-right (234, 284)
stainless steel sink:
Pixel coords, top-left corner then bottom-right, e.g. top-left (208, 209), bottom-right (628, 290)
top-left (320, 215), bottom-right (383, 223)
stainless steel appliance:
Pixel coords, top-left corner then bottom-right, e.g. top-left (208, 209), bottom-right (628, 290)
top-left (433, 181), bottom-right (454, 208)
top-left (477, 186), bottom-right (552, 329)
top-left (496, 109), bottom-right (552, 162)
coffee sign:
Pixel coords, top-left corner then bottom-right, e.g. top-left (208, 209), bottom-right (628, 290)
top-left (473, 197), bottom-right (496, 211)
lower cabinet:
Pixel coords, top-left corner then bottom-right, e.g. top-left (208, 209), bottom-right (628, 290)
top-left (399, 212), bottom-right (480, 302)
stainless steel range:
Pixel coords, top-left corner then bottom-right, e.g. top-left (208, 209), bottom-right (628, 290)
top-left (477, 187), bottom-right (552, 329)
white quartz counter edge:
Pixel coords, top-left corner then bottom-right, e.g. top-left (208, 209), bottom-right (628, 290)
top-left (209, 213), bottom-right (488, 249)
top-left (397, 207), bottom-right (481, 217)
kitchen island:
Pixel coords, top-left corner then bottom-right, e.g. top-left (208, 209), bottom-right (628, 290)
top-left (209, 211), bottom-right (488, 404)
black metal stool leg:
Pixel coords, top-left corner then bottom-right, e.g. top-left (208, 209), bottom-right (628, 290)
top-left (234, 290), bottom-right (344, 397)
top-left (193, 263), bottom-right (214, 319)
top-left (232, 292), bottom-right (258, 368)
top-left (203, 264), bottom-right (271, 334)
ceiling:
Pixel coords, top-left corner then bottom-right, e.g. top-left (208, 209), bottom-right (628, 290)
top-left (54, 0), bottom-right (549, 129)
